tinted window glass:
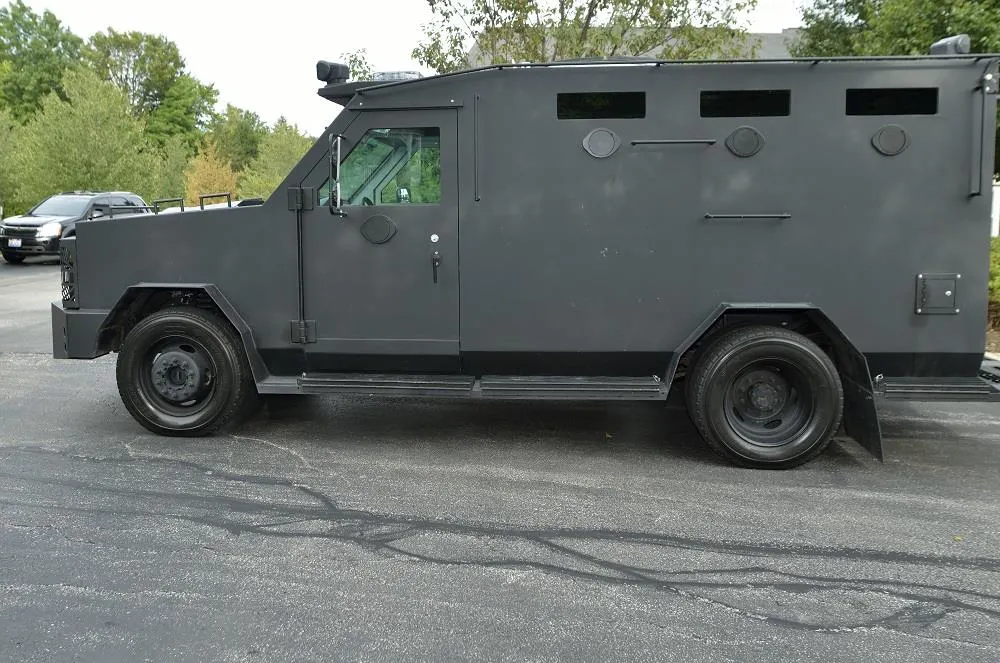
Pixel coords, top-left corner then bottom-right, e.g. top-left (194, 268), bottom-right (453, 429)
top-left (846, 88), bottom-right (938, 115)
top-left (700, 90), bottom-right (791, 117)
top-left (557, 92), bottom-right (646, 119)
top-left (320, 127), bottom-right (442, 206)
top-left (30, 195), bottom-right (92, 217)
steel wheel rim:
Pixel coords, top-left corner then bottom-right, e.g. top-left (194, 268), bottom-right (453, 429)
top-left (722, 358), bottom-right (816, 448)
top-left (135, 334), bottom-right (219, 419)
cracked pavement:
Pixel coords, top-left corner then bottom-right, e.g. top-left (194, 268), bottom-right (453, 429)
top-left (2, 260), bottom-right (1000, 662)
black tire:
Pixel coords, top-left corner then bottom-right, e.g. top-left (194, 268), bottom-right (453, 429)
top-left (687, 325), bottom-right (843, 469)
top-left (116, 306), bottom-right (259, 436)
top-left (1, 252), bottom-right (25, 264)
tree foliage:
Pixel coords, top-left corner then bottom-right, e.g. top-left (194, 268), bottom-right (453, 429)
top-left (183, 140), bottom-right (238, 206)
top-left (991, 237), bottom-right (1000, 307)
top-left (793, 0), bottom-right (1000, 57)
top-left (238, 118), bottom-right (313, 200)
top-left (0, 106), bottom-right (16, 213)
top-left (150, 134), bottom-right (192, 203)
top-left (341, 48), bottom-right (375, 81)
top-left (84, 28), bottom-right (185, 116)
top-left (0, 0), bottom-right (82, 120)
top-left (412, 0), bottom-right (759, 73)
top-left (208, 104), bottom-right (268, 173)
top-left (856, 0), bottom-right (1000, 56)
top-left (787, 0), bottom-right (877, 57)
top-left (145, 73), bottom-right (218, 151)
top-left (9, 67), bottom-right (158, 212)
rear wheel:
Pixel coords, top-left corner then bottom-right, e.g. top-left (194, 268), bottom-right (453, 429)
top-left (116, 306), bottom-right (259, 436)
top-left (1, 251), bottom-right (25, 264)
top-left (686, 325), bottom-right (843, 469)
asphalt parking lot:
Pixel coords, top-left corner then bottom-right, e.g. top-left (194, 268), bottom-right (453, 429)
top-left (2, 257), bottom-right (1000, 662)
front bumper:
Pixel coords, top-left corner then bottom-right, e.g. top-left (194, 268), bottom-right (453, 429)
top-left (51, 302), bottom-right (110, 359)
top-left (2, 235), bottom-right (60, 256)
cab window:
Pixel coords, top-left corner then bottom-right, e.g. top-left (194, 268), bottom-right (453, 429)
top-left (320, 127), bottom-right (441, 206)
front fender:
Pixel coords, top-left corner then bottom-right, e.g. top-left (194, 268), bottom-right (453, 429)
top-left (96, 283), bottom-right (270, 384)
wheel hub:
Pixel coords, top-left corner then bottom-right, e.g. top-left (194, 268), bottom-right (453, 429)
top-left (151, 350), bottom-right (209, 403)
top-left (734, 369), bottom-right (789, 420)
top-left (749, 383), bottom-right (780, 412)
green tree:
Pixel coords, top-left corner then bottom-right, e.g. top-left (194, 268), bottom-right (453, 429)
top-left (788, 0), bottom-right (878, 57)
top-left (150, 134), bottom-right (192, 203)
top-left (0, 0), bottom-right (83, 121)
top-left (238, 117), bottom-right (313, 199)
top-left (145, 73), bottom-right (219, 151)
top-left (10, 67), bottom-right (159, 210)
top-left (856, 0), bottom-right (1000, 55)
top-left (341, 48), bottom-right (375, 81)
top-left (412, 0), bottom-right (759, 73)
top-left (83, 28), bottom-right (185, 116)
top-left (991, 237), bottom-right (1000, 306)
top-left (207, 104), bottom-right (268, 173)
top-left (183, 140), bottom-right (238, 205)
top-left (0, 106), bottom-right (16, 215)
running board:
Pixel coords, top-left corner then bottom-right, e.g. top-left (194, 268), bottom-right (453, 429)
top-left (478, 376), bottom-right (665, 400)
top-left (298, 374), bottom-right (475, 398)
top-left (877, 363), bottom-right (1000, 402)
top-left (296, 374), bottom-right (666, 400)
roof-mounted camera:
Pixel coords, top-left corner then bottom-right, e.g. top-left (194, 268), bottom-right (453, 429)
top-left (929, 34), bottom-right (972, 55)
top-left (316, 61), bottom-right (350, 85)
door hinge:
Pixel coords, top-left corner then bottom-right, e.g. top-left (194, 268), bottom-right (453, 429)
top-left (290, 320), bottom-right (317, 343)
top-left (287, 186), bottom-right (316, 211)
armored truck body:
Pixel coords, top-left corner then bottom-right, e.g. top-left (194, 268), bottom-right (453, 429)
top-left (52, 43), bottom-right (1000, 468)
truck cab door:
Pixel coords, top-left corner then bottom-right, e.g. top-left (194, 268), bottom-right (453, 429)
top-left (299, 109), bottom-right (459, 372)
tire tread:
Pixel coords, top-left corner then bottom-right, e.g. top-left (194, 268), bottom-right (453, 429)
top-left (687, 325), bottom-right (844, 469)
top-left (116, 306), bottom-right (257, 437)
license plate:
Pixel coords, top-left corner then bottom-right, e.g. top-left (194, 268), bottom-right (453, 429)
top-left (8, 238), bottom-right (21, 248)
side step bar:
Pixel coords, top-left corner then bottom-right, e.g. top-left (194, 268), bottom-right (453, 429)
top-left (297, 374), bottom-right (667, 400)
top-left (298, 374), bottom-right (475, 398)
top-left (877, 360), bottom-right (1000, 402)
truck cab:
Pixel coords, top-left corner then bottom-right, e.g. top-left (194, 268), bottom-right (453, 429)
top-left (51, 39), bottom-right (1000, 469)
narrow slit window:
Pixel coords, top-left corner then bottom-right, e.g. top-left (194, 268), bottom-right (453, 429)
top-left (700, 90), bottom-right (791, 118)
top-left (846, 88), bottom-right (938, 116)
top-left (557, 92), bottom-right (646, 119)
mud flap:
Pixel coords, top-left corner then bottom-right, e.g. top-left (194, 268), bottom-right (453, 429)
top-left (808, 312), bottom-right (884, 460)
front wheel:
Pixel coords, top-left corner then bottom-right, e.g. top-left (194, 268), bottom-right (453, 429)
top-left (116, 306), bottom-right (259, 436)
top-left (686, 325), bottom-right (844, 469)
top-left (1, 251), bottom-right (25, 264)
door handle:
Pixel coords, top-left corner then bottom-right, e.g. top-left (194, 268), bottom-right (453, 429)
top-left (432, 251), bottom-right (441, 283)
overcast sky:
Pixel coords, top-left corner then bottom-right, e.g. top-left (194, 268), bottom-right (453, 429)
top-left (22, 0), bottom-right (805, 137)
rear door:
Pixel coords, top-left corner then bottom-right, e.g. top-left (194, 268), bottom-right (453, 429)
top-left (298, 109), bottom-right (460, 371)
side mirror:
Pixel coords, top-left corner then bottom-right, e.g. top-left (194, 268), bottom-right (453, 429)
top-left (89, 206), bottom-right (107, 219)
top-left (328, 133), bottom-right (346, 217)
top-left (396, 187), bottom-right (410, 203)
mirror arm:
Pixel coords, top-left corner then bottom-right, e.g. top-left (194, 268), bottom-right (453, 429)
top-left (329, 133), bottom-right (346, 217)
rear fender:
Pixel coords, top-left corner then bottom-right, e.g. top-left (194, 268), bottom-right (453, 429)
top-left (669, 303), bottom-right (883, 461)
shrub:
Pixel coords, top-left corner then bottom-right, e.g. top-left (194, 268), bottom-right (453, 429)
top-left (991, 237), bottom-right (1000, 329)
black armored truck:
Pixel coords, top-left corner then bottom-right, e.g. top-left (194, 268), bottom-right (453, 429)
top-left (51, 35), bottom-right (1000, 469)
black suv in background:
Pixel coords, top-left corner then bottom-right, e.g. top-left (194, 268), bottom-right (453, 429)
top-left (0, 191), bottom-right (149, 264)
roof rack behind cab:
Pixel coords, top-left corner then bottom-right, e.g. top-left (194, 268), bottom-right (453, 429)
top-left (315, 34), bottom-right (996, 105)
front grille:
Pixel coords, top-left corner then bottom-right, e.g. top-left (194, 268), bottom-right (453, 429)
top-left (2, 226), bottom-right (39, 239)
top-left (60, 239), bottom-right (78, 309)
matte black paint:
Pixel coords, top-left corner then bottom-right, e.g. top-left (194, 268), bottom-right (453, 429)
top-left (51, 53), bottom-right (1000, 456)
